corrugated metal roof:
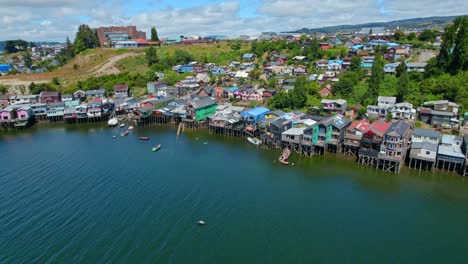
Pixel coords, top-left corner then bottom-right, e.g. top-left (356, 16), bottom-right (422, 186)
top-left (282, 127), bottom-right (306, 136)
top-left (412, 128), bottom-right (440, 139)
top-left (438, 145), bottom-right (464, 158)
top-left (241, 107), bottom-right (270, 117)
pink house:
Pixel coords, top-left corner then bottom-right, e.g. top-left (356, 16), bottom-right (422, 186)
top-left (16, 106), bottom-right (34, 120)
top-left (247, 89), bottom-right (264, 101)
top-left (0, 106), bottom-right (17, 120)
top-left (233, 90), bottom-right (242, 99)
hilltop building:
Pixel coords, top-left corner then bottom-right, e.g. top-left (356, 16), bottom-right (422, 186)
top-left (96, 26), bottom-right (146, 47)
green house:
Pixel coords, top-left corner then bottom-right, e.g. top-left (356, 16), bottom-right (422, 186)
top-left (186, 98), bottom-right (217, 121)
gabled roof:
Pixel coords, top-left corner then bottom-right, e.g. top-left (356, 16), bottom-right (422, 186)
top-left (188, 97), bottom-right (216, 110)
top-left (385, 120), bottom-right (411, 137)
top-left (86, 89), bottom-right (106, 95)
top-left (412, 128), bottom-right (440, 139)
top-left (378, 96), bottom-right (397, 103)
top-left (368, 120), bottom-right (391, 136)
top-left (411, 142), bottom-right (438, 152)
top-left (113, 84), bottom-right (129, 91)
top-left (348, 119), bottom-right (371, 133)
top-left (241, 107), bottom-right (270, 117)
top-left (282, 127), bottom-right (306, 136)
top-left (40, 91), bottom-right (60, 97)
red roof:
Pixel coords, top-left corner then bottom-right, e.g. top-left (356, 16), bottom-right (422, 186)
top-left (137, 38), bottom-right (159, 45)
top-left (319, 85), bottom-right (333, 97)
top-left (114, 84), bottom-right (128, 91)
top-left (348, 120), bottom-right (371, 133)
top-left (368, 120), bottom-right (391, 136)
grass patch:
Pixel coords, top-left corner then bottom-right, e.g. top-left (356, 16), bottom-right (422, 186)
top-left (116, 54), bottom-right (147, 73)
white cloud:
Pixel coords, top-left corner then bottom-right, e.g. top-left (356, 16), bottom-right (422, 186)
top-left (0, 0), bottom-right (466, 41)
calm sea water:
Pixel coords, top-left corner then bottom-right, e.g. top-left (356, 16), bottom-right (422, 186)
top-left (1, 125), bottom-right (468, 263)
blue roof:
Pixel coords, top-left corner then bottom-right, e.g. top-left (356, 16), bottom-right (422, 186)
top-left (241, 107), bottom-right (270, 117)
top-left (328, 60), bottom-right (343, 65)
top-left (228, 87), bottom-right (238, 92)
top-left (352, 44), bottom-right (364, 50)
top-left (0, 64), bottom-right (12, 72)
top-left (243, 53), bottom-right (255, 58)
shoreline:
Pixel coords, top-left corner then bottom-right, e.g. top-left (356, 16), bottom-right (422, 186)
top-left (2, 121), bottom-right (465, 179)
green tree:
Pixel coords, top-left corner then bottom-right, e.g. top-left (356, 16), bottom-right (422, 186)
top-left (4, 40), bottom-right (28, 53)
top-left (0, 85), bottom-right (8, 95)
top-left (436, 16), bottom-right (468, 75)
top-left (290, 77), bottom-right (308, 109)
top-left (367, 53), bottom-right (385, 102)
top-left (65, 37), bottom-right (74, 59)
top-left (332, 78), bottom-right (354, 97)
top-left (394, 29), bottom-right (405, 40)
top-left (145, 46), bottom-right (158, 66)
top-left (407, 32), bottom-right (417, 40)
top-left (74, 24), bottom-right (99, 53)
top-left (230, 40), bottom-right (241, 51)
top-left (150, 27), bottom-right (160, 42)
top-left (418, 29), bottom-right (437, 42)
top-left (174, 49), bottom-right (194, 64)
top-left (74, 39), bottom-right (86, 54)
top-left (350, 55), bottom-right (362, 74)
top-left (269, 92), bottom-right (291, 109)
top-left (267, 78), bottom-right (277, 89)
top-left (395, 61), bottom-right (406, 78)
top-left (397, 70), bottom-right (409, 102)
top-left (249, 69), bottom-right (261, 80)
top-left (23, 51), bottom-right (33, 68)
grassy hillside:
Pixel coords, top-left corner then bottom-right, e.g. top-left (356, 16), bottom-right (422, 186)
top-left (117, 43), bottom-right (250, 74)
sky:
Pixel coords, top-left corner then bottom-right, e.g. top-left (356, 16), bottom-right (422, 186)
top-left (0, 0), bottom-right (467, 41)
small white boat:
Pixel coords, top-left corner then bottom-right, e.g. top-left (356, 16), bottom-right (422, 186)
top-left (197, 220), bottom-right (206, 225)
top-left (113, 136), bottom-right (116, 138)
top-left (247, 137), bottom-right (261, 145)
top-left (108, 117), bottom-right (118, 126)
top-left (128, 126), bottom-right (134, 130)
top-left (120, 124), bottom-right (125, 128)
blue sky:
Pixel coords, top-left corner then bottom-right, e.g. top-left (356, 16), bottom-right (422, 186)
top-left (0, 0), bottom-right (467, 41)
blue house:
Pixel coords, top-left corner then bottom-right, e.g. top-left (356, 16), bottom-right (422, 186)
top-left (361, 58), bottom-right (374, 68)
top-left (210, 67), bottom-right (226, 75)
top-left (241, 107), bottom-right (271, 128)
top-left (242, 53), bottom-right (255, 61)
top-left (0, 64), bottom-right (12, 73)
top-left (177, 65), bottom-right (194, 73)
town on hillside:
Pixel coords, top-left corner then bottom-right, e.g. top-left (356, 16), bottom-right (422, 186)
top-left (0, 17), bottom-right (467, 177)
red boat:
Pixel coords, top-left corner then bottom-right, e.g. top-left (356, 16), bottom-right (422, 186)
top-left (139, 137), bottom-right (150, 141)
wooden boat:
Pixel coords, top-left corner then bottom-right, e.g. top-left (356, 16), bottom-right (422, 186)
top-left (152, 144), bottom-right (161, 152)
top-left (120, 130), bottom-right (129, 137)
top-left (108, 118), bottom-right (118, 126)
top-left (279, 158), bottom-right (289, 165)
top-left (247, 137), bottom-right (261, 145)
top-left (278, 148), bottom-right (291, 165)
top-left (139, 137), bottom-right (150, 141)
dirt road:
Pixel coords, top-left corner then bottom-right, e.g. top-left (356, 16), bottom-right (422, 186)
top-left (88, 52), bottom-right (138, 76)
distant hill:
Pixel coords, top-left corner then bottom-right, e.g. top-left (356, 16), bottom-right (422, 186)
top-left (0, 41), bottom-right (62, 52)
top-left (290, 15), bottom-right (464, 34)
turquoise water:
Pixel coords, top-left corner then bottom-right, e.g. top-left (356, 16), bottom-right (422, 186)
top-left (1, 126), bottom-right (468, 263)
